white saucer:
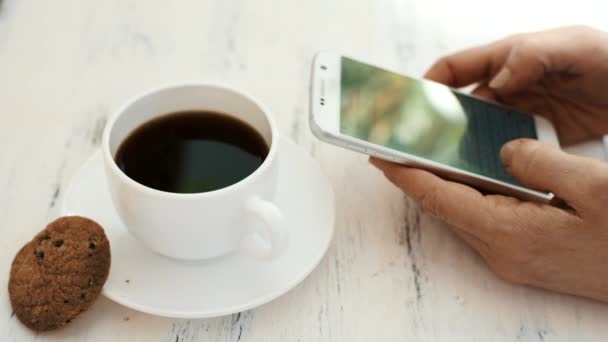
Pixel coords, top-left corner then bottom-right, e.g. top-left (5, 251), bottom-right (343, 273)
top-left (61, 138), bottom-right (335, 318)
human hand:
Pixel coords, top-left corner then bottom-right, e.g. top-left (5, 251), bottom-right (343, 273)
top-left (371, 26), bottom-right (608, 302)
top-left (371, 139), bottom-right (608, 302)
top-left (425, 25), bottom-right (608, 145)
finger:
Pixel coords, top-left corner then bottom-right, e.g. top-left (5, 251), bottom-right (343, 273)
top-left (471, 85), bottom-right (499, 102)
top-left (500, 139), bottom-right (608, 210)
top-left (424, 40), bottom-right (511, 87)
top-left (488, 27), bottom-right (598, 94)
top-left (488, 41), bottom-right (549, 94)
top-left (450, 226), bottom-right (491, 256)
top-left (370, 157), bottom-right (506, 236)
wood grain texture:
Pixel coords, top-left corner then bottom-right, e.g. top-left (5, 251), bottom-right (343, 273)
top-left (1, 0), bottom-right (608, 341)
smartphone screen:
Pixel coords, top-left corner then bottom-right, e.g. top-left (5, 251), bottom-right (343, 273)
top-left (339, 57), bottom-right (537, 186)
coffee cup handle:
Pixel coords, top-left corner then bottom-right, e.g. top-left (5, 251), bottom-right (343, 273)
top-left (241, 196), bottom-right (288, 259)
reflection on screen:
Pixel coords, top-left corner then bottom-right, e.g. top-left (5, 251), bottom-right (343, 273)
top-left (340, 57), bottom-right (537, 185)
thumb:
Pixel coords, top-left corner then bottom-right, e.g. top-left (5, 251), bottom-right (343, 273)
top-left (500, 139), bottom-right (600, 208)
top-left (488, 42), bottom-right (548, 94)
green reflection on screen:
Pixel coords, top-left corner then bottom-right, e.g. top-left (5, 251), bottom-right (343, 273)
top-left (339, 57), bottom-right (537, 185)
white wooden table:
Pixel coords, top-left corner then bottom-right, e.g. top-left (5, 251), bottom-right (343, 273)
top-left (2, 1), bottom-right (608, 341)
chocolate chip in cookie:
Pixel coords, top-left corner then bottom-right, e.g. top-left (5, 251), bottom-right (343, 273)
top-left (8, 216), bottom-right (111, 331)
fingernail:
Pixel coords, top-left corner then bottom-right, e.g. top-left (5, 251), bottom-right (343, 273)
top-left (489, 67), bottom-right (511, 89)
top-left (500, 140), bottom-right (518, 166)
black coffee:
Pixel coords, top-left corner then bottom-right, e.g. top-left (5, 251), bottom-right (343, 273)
top-left (115, 110), bottom-right (269, 193)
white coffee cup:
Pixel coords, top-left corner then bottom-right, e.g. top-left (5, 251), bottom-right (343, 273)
top-left (101, 83), bottom-right (288, 261)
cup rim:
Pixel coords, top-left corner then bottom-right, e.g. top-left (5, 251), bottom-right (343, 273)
top-left (101, 82), bottom-right (279, 198)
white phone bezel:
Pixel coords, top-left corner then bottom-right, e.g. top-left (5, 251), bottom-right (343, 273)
top-left (309, 51), bottom-right (560, 203)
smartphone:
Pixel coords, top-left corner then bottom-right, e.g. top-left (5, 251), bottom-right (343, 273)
top-left (309, 52), bottom-right (560, 203)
